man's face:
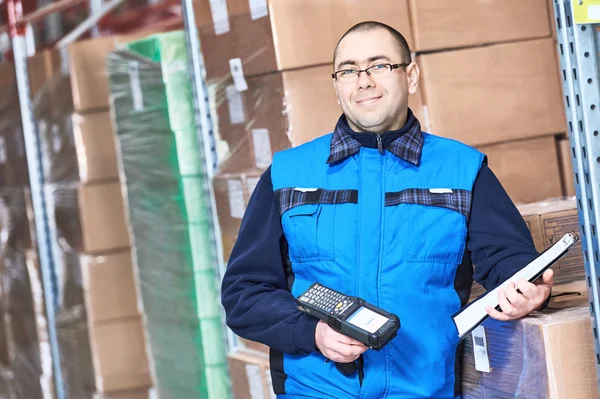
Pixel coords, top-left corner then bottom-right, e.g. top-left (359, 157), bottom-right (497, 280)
top-left (333, 29), bottom-right (419, 133)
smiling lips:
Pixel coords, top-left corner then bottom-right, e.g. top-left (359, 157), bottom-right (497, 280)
top-left (355, 96), bottom-right (382, 106)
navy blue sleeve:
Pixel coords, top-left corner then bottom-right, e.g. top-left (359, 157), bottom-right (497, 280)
top-left (221, 166), bottom-right (319, 355)
top-left (468, 164), bottom-right (540, 291)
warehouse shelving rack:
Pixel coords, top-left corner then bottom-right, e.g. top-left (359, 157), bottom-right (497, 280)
top-left (5, 0), bottom-right (228, 397)
top-left (554, 0), bottom-right (600, 389)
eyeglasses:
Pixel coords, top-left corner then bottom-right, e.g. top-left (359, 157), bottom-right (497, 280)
top-left (331, 63), bottom-right (410, 83)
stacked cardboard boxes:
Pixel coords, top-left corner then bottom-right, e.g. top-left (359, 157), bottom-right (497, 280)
top-left (462, 306), bottom-right (598, 399)
top-left (57, 37), bottom-right (152, 397)
top-left (0, 38), bottom-right (153, 397)
top-left (412, 0), bottom-right (568, 204)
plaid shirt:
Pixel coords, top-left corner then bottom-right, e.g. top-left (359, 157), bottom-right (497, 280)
top-left (326, 110), bottom-right (424, 166)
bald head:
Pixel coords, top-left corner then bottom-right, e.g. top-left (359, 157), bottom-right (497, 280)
top-left (333, 21), bottom-right (411, 66)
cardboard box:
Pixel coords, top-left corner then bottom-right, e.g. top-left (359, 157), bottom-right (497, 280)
top-left (196, 0), bottom-right (413, 80)
top-left (90, 316), bottom-right (152, 393)
top-left (462, 307), bottom-right (598, 399)
top-left (479, 136), bottom-right (563, 204)
top-left (221, 232), bottom-right (238, 263)
top-left (69, 37), bottom-right (120, 112)
top-left (238, 337), bottom-right (269, 355)
top-left (79, 182), bottom-right (131, 253)
top-left (49, 182), bottom-right (131, 253)
top-left (216, 65), bottom-right (425, 173)
top-left (213, 171), bottom-right (261, 261)
top-left (548, 0), bottom-right (558, 40)
top-left (213, 171), bottom-right (260, 235)
top-left (94, 388), bottom-right (153, 399)
top-left (2, 127), bottom-right (29, 188)
top-left (73, 112), bottom-right (120, 183)
top-left (409, 0), bottom-right (550, 52)
top-left (419, 38), bottom-right (565, 147)
top-left (547, 280), bottom-right (588, 309)
top-left (28, 49), bottom-right (62, 97)
top-left (518, 198), bottom-right (584, 283)
top-left (69, 34), bottom-right (150, 112)
top-left (228, 350), bottom-right (274, 399)
top-left (81, 251), bottom-right (140, 324)
top-left (558, 137), bottom-right (576, 197)
top-left (0, 63), bottom-right (27, 188)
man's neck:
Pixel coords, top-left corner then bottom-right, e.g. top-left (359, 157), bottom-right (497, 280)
top-left (348, 112), bottom-right (408, 134)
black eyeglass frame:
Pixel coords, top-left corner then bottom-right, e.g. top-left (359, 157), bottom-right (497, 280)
top-left (331, 63), bottom-right (410, 80)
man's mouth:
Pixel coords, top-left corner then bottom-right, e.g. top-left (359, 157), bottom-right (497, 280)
top-left (356, 96), bottom-right (382, 106)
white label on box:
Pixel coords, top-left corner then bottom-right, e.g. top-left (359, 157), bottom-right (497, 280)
top-left (128, 61), bottom-right (144, 111)
top-left (229, 58), bottom-right (248, 92)
top-left (51, 124), bottom-right (61, 153)
top-left (472, 326), bottom-right (491, 373)
top-left (226, 84), bottom-right (246, 124)
top-left (0, 137), bottom-right (6, 165)
top-left (249, 0), bottom-right (268, 20)
top-left (59, 46), bottom-right (70, 74)
top-left (245, 364), bottom-right (265, 399)
top-left (252, 128), bottom-right (272, 169)
top-left (589, 5), bottom-right (600, 21)
top-left (227, 179), bottom-right (246, 219)
top-left (209, 0), bottom-right (230, 35)
top-left (246, 176), bottom-right (260, 198)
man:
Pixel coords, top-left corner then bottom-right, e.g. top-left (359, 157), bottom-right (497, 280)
top-left (221, 21), bottom-right (553, 399)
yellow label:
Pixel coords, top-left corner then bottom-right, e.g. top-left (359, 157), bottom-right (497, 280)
top-left (573, 0), bottom-right (600, 24)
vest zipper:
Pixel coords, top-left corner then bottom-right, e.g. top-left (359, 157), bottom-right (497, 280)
top-left (376, 134), bottom-right (383, 154)
top-left (379, 155), bottom-right (391, 399)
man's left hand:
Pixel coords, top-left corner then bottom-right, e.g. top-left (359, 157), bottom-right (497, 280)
top-left (485, 269), bottom-right (554, 321)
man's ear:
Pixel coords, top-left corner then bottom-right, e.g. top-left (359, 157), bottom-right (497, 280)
top-left (406, 62), bottom-right (420, 95)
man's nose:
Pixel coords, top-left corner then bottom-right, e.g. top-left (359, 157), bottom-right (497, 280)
top-left (357, 71), bottom-right (375, 89)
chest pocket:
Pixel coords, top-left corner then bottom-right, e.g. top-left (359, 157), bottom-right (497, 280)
top-left (276, 187), bottom-right (358, 263)
top-left (386, 188), bottom-right (471, 264)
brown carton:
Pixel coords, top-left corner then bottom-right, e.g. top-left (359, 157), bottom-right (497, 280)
top-left (228, 350), bottom-right (274, 399)
top-left (81, 251), bottom-right (140, 324)
top-left (518, 198), bottom-right (583, 283)
top-left (213, 171), bottom-right (261, 261)
top-left (69, 37), bottom-right (121, 112)
top-left (93, 389), bottom-right (153, 399)
top-left (196, 0), bottom-right (413, 80)
top-left (69, 34), bottom-right (151, 112)
top-left (73, 112), bottom-right (120, 183)
top-left (79, 182), bottom-right (131, 253)
top-left (419, 38), bottom-right (565, 147)
top-left (90, 316), bottom-right (152, 393)
top-left (409, 0), bottom-right (550, 52)
top-left (239, 337), bottom-right (270, 355)
top-left (462, 307), bottom-right (598, 399)
top-left (479, 136), bottom-right (563, 204)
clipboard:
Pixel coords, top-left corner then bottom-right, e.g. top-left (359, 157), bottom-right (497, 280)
top-left (452, 232), bottom-right (580, 340)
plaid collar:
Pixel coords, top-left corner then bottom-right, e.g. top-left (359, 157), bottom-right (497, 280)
top-left (326, 110), bottom-right (424, 166)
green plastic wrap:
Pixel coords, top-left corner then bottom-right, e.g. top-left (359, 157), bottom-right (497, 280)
top-left (107, 30), bottom-right (230, 399)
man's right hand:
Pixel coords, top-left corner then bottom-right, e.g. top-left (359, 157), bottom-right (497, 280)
top-left (315, 320), bottom-right (368, 363)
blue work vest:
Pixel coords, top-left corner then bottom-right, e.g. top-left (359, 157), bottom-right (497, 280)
top-left (271, 131), bottom-right (484, 399)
